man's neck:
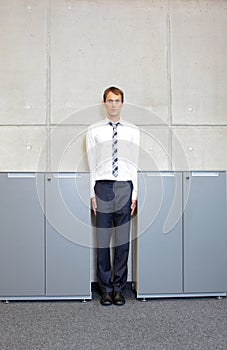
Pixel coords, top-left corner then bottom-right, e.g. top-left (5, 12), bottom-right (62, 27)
top-left (107, 115), bottom-right (121, 123)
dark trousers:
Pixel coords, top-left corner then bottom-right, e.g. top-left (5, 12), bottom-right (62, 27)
top-left (95, 180), bottom-right (133, 293)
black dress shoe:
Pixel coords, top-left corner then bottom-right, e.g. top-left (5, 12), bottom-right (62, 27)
top-left (113, 291), bottom-right (125, 306)
top-left (100, 292), bottom-right (113, 306)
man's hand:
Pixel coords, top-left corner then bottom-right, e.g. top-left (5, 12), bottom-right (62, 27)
top-left (131, 200), bottom-right (137, 216)
top-left (91, 197), bottom-right (97, 216)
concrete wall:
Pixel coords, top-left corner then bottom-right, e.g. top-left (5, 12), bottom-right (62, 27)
top-left (0, 0), bottom-right (227, 172)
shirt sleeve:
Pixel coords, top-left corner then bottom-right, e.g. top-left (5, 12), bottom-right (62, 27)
top-left (86, 126), bottom-right (96, 198)
top-left (131, 126), bottom-right (140, 201)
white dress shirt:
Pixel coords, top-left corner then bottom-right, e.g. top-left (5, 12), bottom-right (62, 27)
top-left (86, 118), bottom-right (140, 200)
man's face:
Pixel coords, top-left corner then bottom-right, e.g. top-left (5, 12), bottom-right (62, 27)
top-left (104, 91), bottom-right (123, 121)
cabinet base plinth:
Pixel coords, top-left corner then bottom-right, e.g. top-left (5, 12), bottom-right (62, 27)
top-left (136, 292), bottom-right (226, 299)
top-left (0, 295), bottom-right (92, 301)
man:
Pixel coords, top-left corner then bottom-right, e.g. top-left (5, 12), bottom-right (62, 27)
top-left (86, 86), bottom-right (140, 306)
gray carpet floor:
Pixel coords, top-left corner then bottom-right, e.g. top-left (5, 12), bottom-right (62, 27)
top-left (0, 284), bottom-right (226, 350)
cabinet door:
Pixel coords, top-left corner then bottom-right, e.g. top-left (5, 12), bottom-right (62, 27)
top-left (136, 172), bottom-right (183, 295)
top-left (183, 172), bottom-right (227, 293)
top-left (0, 173), bottom-right (45, 296)
top-left (45, 173), bottom-right (91, 297)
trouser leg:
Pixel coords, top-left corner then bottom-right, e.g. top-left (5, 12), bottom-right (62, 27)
top-left (95, 181), bottom-right (114, 293)
top-left (96, 214), bottom-right (113, 293)
top-left (112, 233), bottom-right (130, 292)
top-left (112, 181), bottom-right (132, 291)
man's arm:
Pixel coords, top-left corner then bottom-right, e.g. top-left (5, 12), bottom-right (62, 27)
top-left (86, 126), bottom-right (96, 200)
top-left (131, 126), bottom-right (140, 215)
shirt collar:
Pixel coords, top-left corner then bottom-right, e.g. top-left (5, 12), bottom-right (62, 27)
top-left (105, 117), bottom-right (124, 126)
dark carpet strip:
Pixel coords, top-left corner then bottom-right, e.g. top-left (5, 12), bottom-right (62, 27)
top-left (0, 284), bottom-right (226, 350)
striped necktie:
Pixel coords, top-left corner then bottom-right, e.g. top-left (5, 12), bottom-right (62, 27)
top-left (109, 122), bottom-right (119, 177)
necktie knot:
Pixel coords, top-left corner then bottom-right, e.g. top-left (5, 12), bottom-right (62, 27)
top-left (109, 121), bottom-right (119, 129)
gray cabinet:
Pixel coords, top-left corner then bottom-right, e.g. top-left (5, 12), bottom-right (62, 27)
top-left (135, 171), bottom-right (227, 298)
top-left (0, 173), bottom-right (91, 300)
top-left (184, 172), bottom-right (227, 294)
top-left (135, 172), bottom-right (183, 296)
top-left (45, 173), bottom-right (91, 298)
top-left (0, 173), bottom-right (45, 297)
